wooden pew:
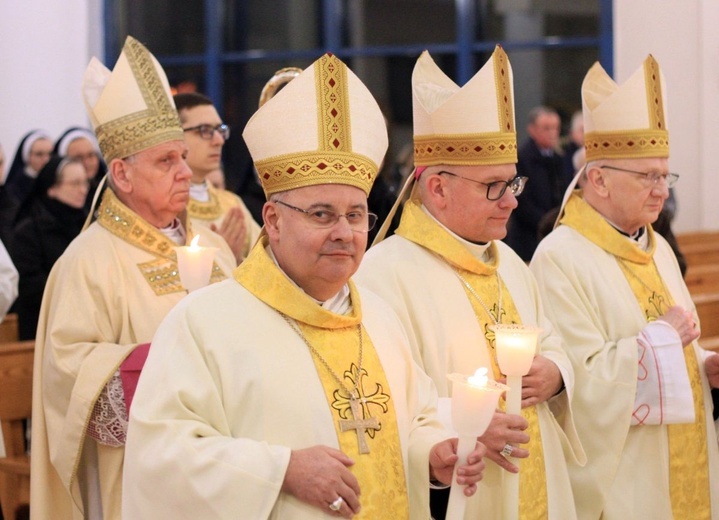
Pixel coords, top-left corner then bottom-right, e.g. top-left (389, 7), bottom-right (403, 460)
top-left (0, 340), bottom-right (34, 520)
top-left (0, 314), bottom-right (19, 344)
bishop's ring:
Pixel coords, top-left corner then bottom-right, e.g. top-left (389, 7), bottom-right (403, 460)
top-left (329, 496), bottom-right (344, 511)
top-left (501, 443), bottom-right (514, 458)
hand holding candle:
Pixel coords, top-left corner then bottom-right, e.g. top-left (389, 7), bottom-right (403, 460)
top-left (491, 324), bottom-right (541, 520)
top-left (174, 235), bottom-right (218, 292)
top-left (445, 368), bottom-right (508, 520)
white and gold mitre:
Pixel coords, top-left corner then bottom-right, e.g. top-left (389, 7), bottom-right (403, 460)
top-left (243, 53), bottom-right (387, 197)
top-left (412, 45), bottom-right (516, 166)
top-left (82, 36), bottom-right (184, 163)
top-left (582, 55), bottom-right (669, 162)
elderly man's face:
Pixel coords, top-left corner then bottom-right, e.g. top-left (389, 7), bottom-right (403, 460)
top-left (265, 184), bottom-right (369, 301)
top-left (597, 157), bottom-right (670, 235)
top-left (122, 140), bottom-right (192, 228)
top-left (436, 163), bottom-right (519, 243)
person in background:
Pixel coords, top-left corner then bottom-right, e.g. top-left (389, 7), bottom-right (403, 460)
top-left (53, 127), bottom-right (107, 210)
top-left (561, 110), bottom-right (584, 181)
top-left (175, 92), bottom-right (261, 265)
top-left (30, 36), bottom-right (235, 520)
top-left (0, 131), bottom-right (54, 248)
top-left (10, 156), bottom-right (88, 340)
top-left (531, 55), bottom-right (719, 519)
top-left (505, 106), bottom-right (567, 261)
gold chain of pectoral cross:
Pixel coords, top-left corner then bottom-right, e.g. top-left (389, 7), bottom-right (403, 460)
top-left (279, 312), bottom-right (379, 453)
top-left (618, 258), bottom-right (669, 318)
top-left (453, 269), bottom-right (503, 325)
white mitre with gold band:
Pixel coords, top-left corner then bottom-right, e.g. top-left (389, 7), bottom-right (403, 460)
top-left (243, 53), bottom-right (387, 197)
top-left (82, 36), bottom-right (184, 164)
top-left (583, 55), bottom-right (669, 162)
top-left (413, 45), bottom-right (517, 166)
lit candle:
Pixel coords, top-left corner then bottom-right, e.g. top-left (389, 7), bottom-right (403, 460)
top-left (445, 368), bottom-right (508, 520)
top-left (491, 325), bottom-right (541, 520)
top-left (174, 235), bottom-right (218, 292)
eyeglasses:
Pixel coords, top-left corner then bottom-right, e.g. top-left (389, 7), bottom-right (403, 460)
top-left (183, 123), bottom-right (230, 141)
top-left (438, 171), bottom-right (528, 201)
top-left (275, 200), bottom-right (378, 232)
top-left (600, 165), bottom-right (679, 188)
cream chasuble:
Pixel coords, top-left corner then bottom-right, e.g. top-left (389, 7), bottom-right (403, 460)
top-left (235, 239), bottom-right (409, 518)
top-left (187, 182), bottom-right (261, 262)
top-left (396, 199), bottom-right (548, 518)
top-left (357, 199), bottom-right (583, 520)
top-left (30, 188), bottom-right (234, 520)
top-left (559, 193), bottom-right (712, 519)
top-left (122, 237), bottom-right (451, 520)
top-left (531, 192), bottom-right (719, 520)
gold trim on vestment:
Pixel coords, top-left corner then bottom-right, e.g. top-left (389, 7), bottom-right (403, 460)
top-left (96, 189), bottom-right (226, 295)
top-left (584, 129), bottom-right (669, 162)
top-left (560, 191), bottom-right (712, 519)
top-left (233, 237), bottom-right (410, 518)
top-left (494, 46), bottom-right (515, 136)
top-left (256, 54), bottom-right (377, 196)
top-left (255, 150), bottom-right (377, 196)
top-left (395, 200), bottom-right (549, 518)
top-left (413, 132), bottom-right (517, 166)
top-left (95, 37), bottom-right (183, 163)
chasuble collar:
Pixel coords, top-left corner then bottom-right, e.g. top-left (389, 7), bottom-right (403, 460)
top-left (395, 198), bottom-right (500, 275)
top-left (187, 183), bottom-right (224, 220)
top-left (559, 192), bottom-right (656, 264)
top-left (233, 236), bottom-right (362, 329)
top-left (96, 189), bottom-right (226, 295)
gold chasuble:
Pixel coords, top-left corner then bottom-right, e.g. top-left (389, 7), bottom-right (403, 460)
top-left (560, 192), bottom-right (711, 519)
top-left (234, 237), bottom-right (409, 519)
top-left (96, 189), bottom-right (227, 295)
top-left (396, 199), bottom-right (549, 519)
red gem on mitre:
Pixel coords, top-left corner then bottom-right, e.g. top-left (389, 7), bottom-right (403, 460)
top-left (474, 146), bottom-right (483, 152)
top-left (331, 108), bottom-right (338, 117)
top-left (627, 141), bottom-right (635, 147)
top-left (317, 163), bottom-right (328, 170)
top-left (446, 146), bottom-right (455, 152)
top-left (332, 139), bottom-right (340, 148)
top-left (287, 167), bottom-right (296, 174)
top-left (329, 78), bottom-right (336, 87)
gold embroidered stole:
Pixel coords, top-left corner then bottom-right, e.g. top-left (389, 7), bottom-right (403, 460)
top-left (95, 189), bottom-right (226, 295)
top-left (396, 200), bottom-right (549, 519)
top-left (234, 238), bottom-right (409, 519)
top-left (561, 193), bottom-right (711, 519)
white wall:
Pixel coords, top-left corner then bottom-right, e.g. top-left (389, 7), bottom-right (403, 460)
top-left (0, 1), bottom-right (102, 177)
top-left (614, 0), bottom-right (719, 232)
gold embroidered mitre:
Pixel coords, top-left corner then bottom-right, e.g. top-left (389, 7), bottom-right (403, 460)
top-left (242, 53), bottom-right (387, 197)
top-left (82, 36), bottom-right (184, 163)
top-left (412, 45), bottom-right (517, 166)
top-left (582, 55), bottom-right (669, 161)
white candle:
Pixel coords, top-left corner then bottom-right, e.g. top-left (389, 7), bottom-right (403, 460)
top-left (174, 235), bottom-right (218, 292)
top-left (445, 368), bottom-right (507, 520)
top-left (491, 325), bottom-right (541, 520)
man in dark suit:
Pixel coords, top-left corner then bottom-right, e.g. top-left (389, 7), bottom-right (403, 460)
top-left (506, 106), bottom-right (569, 261)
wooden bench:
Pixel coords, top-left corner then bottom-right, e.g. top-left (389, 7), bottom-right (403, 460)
top-left (686, 264), bottom-right (719, 295)
top-left (694, 292), bottom-right (719, 338)
top-left (0, 314), bottom-right (19, 344)
top-left (0, 340), bottom-right (34, 520)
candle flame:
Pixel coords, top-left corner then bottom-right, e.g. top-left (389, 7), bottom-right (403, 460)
top-left (468, 367), bottom-right (489, 387)
top-left (190, 234), bottom-right (201, 249)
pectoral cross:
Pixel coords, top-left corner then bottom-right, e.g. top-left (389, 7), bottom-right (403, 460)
top-left (339, 396), bottom-right (380, 454)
